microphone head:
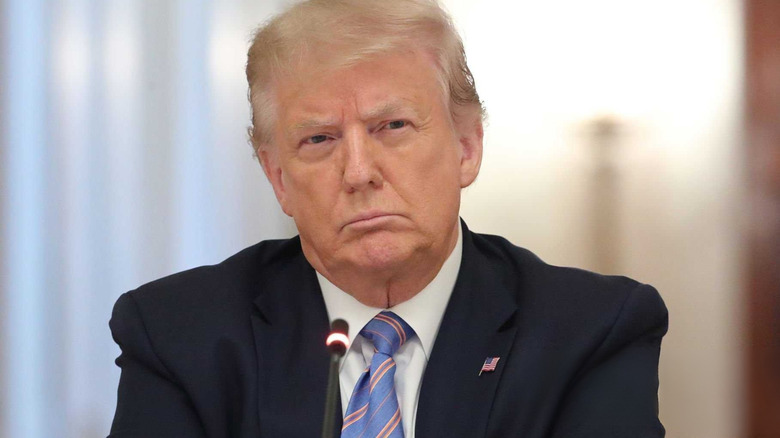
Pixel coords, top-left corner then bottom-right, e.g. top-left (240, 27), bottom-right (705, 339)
top-left (326, 319), bottom-right (349, 357)
top-left (330, 319), bottom-right (348, 335)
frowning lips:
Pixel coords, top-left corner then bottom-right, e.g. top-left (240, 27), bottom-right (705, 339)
top-left (341, 211), bottom-right (402, 230)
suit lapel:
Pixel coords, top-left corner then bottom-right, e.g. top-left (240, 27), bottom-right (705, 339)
top-left (416, 223), bottom-right (520, 437)
top-left (250, 243), bottom-right (343, 437)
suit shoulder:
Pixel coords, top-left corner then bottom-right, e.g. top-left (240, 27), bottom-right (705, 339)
top-left (110, 237), bottom-right (305, 370)
top-left (116, 237), bottom-right (302, 332)
top-left (470, 231), bottom-right (666, 322)
top-left (129, 237), bottom-right (300, 300)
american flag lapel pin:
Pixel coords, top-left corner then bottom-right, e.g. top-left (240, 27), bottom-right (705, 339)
top-left (479, 357), bottom-right (500, 376)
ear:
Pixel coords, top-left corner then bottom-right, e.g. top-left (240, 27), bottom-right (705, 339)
top-left (456, 111), bottom-right (484, 188)
top-left (257, 146), bottom-right (293, 217)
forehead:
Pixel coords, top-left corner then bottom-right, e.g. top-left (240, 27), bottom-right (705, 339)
top-left (273, 51), bottom-right (446, 126)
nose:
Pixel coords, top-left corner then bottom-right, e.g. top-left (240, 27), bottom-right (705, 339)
top-left (341, 128), bottom-right (383, 192)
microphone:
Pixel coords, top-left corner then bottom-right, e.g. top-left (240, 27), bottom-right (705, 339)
top-left (322, 319), bottom-right (349, 438)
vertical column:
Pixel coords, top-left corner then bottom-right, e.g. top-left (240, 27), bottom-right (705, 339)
top-left (0, 0), bottom-right (54, 436)
top-left (745, 0), bottom-right (780, 435)
top-left (50, 0), bottom-right (96, 436)
top-left (171, 0), bottom-right (214, 268)
top-left (0, 0), bottom-right (6, 434)
top-left (585, 116), bottom-right (624, 275)
top-left (137, 0), bottom-right (176, 279)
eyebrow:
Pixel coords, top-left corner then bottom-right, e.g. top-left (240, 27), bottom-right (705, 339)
top-left (288, 100), bottom-right (422, 132)
top-left (290, 118), bottom-right (340, 131)
top-left (363, 102), bottom-right (406, 121)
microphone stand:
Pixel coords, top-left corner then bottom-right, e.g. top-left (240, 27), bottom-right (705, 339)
top-left (322, 319), bottom-right (349, 438)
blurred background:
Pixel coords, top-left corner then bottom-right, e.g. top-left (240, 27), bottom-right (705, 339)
top-left (1, 0), bottom-right (778, 437)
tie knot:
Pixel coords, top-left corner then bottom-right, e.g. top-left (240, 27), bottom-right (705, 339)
top-left (360, 311), bottom-right (414, 356)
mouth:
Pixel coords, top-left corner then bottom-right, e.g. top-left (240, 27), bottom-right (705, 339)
top-left (342, 212), bottom-right (399, 230)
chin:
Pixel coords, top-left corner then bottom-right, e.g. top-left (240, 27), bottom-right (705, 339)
top-left (349, 232), bottom-right (417, 271)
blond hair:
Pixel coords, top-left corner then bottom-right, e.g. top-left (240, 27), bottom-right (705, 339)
top-left (245, 0), bottom-right (484, 152)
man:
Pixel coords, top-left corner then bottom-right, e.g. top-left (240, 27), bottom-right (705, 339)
top-left (109, 0), bottom-right (668, 437)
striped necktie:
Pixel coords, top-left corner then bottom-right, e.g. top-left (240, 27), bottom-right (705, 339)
top-left (341, 311), bottom-right (415, 438)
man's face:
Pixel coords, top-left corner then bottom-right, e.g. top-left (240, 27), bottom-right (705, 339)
top-left (259, 50), bottom-right (482, 279)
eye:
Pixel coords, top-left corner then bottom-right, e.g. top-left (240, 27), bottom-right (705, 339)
top-left (305, 134), bottom-right (330, 145)
top-left (386, 120), bottom-right (407, 130)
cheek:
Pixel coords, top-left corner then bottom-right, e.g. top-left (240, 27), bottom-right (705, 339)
top-left (391, 138), bottom-right (463, 209)
top-left (283, 163), bottom-right (341, 214)
top-left (411, 137), bottom-right (462, 186)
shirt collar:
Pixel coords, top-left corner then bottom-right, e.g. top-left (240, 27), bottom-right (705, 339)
top-left (319, 223), bottom-right (462, 359)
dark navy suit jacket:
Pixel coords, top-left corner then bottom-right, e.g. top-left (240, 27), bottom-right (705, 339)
top-left (108, 223), bottom-right (668, 437)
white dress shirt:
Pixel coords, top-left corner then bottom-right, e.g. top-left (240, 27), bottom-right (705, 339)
top-left (318, 225), bottom-right (462, 438)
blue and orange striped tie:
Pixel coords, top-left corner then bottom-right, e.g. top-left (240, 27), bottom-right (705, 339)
top-left (341, 311), bottom-right (414, 438)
